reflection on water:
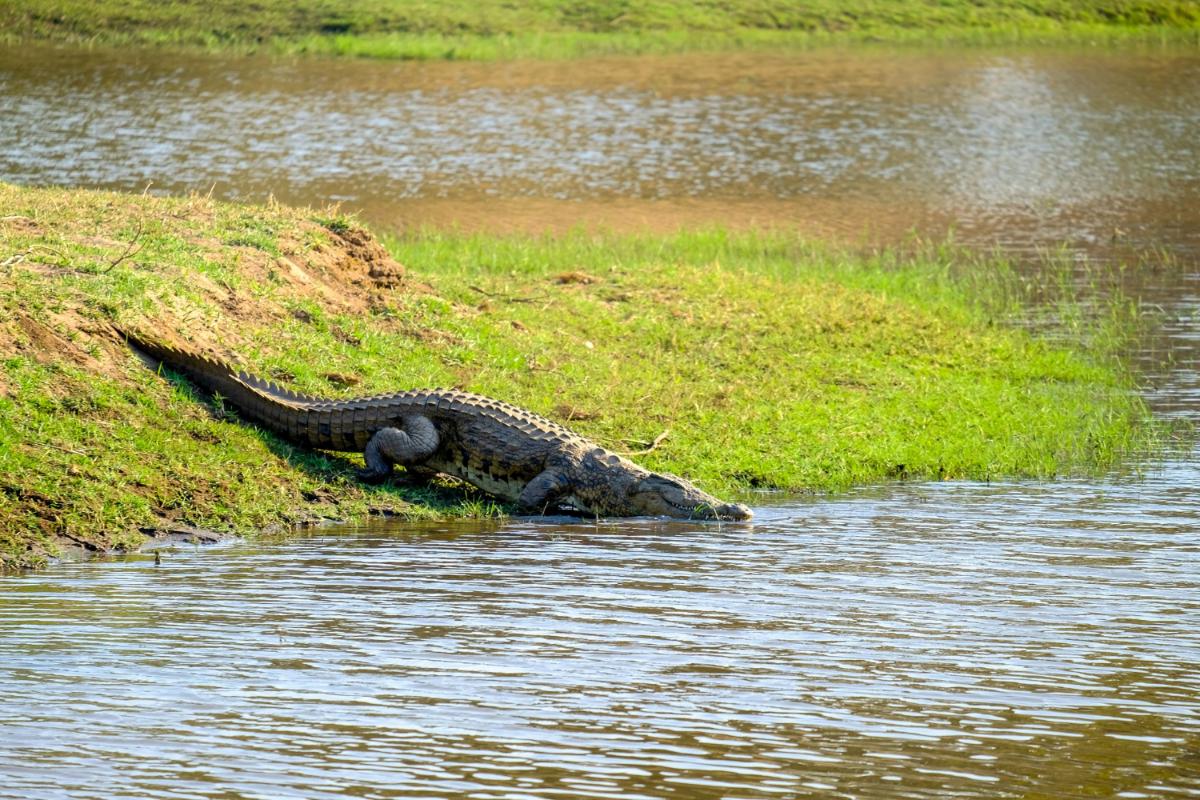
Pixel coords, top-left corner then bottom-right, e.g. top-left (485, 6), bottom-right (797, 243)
top-left (2, 465), bottom-right (1198, 798)
top-left (2, 47), bottom-right (1199, 258)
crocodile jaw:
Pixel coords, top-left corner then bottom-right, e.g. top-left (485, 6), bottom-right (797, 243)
top-left (625, 472), bottom-right (753, 521)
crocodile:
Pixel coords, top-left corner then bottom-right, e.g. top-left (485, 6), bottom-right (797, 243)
top-left (120, 331), bottom-right (752, 521)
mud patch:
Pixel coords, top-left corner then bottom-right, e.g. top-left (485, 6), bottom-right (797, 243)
top-left (326, 224), bottom-right (406, 288)
top-left (554, 271), bottom-right (600, 285)
top-left (1, 214), bottom-right (42, 235)
top-left (137, 524), bottom-right (230, 548)
top-left (399, 324), bottom-right (465, 347)
top-left (12, 314), bottom-right (98, 368)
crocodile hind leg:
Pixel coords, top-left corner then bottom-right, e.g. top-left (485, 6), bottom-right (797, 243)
top-left (357, 415), bottom-right (439, 484)
top-left (516, 468), bottom-right (570, 514)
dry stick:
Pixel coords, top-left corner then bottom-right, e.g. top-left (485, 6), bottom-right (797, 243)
top-left (622, 429), bottom-right (670, 456)
top-left (468, 285), bottom-right (551, 304)
top-left (2, 244), bottom-right (70, 269)
top-left (102, 221), bottom-right (144, 273)
top-left (38, 443), bottom-right (88, 457)
top-left (1, 250), bottom-right (28, 269)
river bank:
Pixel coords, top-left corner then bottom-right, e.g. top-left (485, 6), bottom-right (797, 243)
top-left (0, 182), bottom-right (1160, 569)
top-left (1, 0), bottom-right (1197, 59)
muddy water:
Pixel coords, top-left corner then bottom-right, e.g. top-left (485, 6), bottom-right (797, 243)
top-left (2, 473), bottom-right (1199, 799)
top-left (2, 46), bottom-right (1199, 258)
top-left (2, 45), bottom-right (1200, 798)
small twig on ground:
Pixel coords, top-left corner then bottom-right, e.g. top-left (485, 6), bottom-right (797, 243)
top-left (37, 443), bottom-right (89, 457)
top-left (468, 285), bottom-right (550, 304)
top-left (621, 429), bottom-right (670, 456)
top-left (1, 250), bottom-right (28, 269)
top-left (3, 244), bottom-right (71, 270)
top-left (35, 245), bottom-right (70, 261)
top-left (102, 221), bottom-right (144, 273)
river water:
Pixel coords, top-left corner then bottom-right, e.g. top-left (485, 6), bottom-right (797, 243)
top-left (1, 45), bottom-right (1198, 798)
top-left (3, 45), bottom-right (1199, 255)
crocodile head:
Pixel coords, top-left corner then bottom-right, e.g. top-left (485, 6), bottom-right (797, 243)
top-left (626, 472), bottom-right (753, 521)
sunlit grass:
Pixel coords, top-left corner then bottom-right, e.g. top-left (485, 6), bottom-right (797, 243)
top-left (377, 228), bottom-right (1160, 494)
top-left (1, 0), bottom-right (1196, 59)
top-left (0, 183), bottom-right (1164, 568)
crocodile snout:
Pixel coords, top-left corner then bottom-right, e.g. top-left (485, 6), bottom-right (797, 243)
top-left (715, 502), bottom-right (753, 521)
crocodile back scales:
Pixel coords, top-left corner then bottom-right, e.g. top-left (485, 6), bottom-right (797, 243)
top-left (121, 331), bottom-right (582, 453)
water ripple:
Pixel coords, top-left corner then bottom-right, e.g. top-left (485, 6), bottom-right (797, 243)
top-left (2, 47), bottom-right (1199, 260)
top-left (2, 457), bottom-right (1198, 798)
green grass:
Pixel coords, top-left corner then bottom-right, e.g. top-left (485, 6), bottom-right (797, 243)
top-left (0, 183), bottom-right (1161, 569)
top-left (1, 0), bottom-right (1197, 59)
top-left (377, 229), bottom-right (1159, 492)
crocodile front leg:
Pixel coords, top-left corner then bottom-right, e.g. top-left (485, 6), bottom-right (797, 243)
top-left (357, 415), bottom-right (439, 483)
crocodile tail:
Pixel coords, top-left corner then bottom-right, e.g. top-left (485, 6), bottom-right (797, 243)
top-left (116, 327), bottom-right (313, 439)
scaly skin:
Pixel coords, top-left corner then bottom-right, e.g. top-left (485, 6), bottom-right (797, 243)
top-left (121, 331), bottom-right (752, 521)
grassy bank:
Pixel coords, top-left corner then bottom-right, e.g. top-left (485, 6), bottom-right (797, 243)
top-left (0, 182), bottom-right (1157, 569)
top-left (1, 0), bottom-right (1197, 59)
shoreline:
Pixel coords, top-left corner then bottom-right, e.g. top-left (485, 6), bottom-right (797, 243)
top-left (0, 183), bottom-right (1163, 569)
